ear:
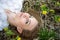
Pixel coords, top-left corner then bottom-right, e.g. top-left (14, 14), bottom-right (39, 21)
top-left (17, 27), bottom-right (23, 34)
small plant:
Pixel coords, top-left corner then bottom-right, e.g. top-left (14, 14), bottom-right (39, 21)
top-left (5, 30), bottom-right (15, 36)
top-left (49, 9), bottom-right (55, 14)
top-left (54, 15), bottom-right (60, 22)
top-left (3, 27), bottom-right (21, 40)
top-left (38, 27), bottom-right (56, 40)
top-left (55, 1), bottom-right (60, 6)
top-left (16, 36), bottom-right (21, 40)
top-left (3, 27), bottom-right (15, 36)
top-left (40, 4), bottom-right (49, 11)
top-left (40, 4), bottom-right (49, 15)
top-left (4, 27), bottom-right (9, 31)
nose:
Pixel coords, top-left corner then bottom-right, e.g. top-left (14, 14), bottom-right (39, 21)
top-left (23, 13), bottom-right (30, 19)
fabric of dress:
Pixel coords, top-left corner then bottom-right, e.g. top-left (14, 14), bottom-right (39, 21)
top-left (0, 0), bottom-right (24, 31)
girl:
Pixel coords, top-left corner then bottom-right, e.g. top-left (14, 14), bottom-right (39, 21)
top-left (0, 0), bottom-right (24, 30)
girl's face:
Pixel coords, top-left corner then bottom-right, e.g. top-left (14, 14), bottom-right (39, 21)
top-left (17, 12), bottom-right (38, 31)
top-left (5, 10), bottom-right (38, 33)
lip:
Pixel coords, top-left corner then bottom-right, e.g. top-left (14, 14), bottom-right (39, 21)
top-left (19, 12), bottom-right (23, 17)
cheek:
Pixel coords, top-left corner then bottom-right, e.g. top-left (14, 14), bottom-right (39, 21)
top-left (20, 18), bottom-right (26, 26)
top-left (20, 18), bottom-right (29, 29)
top-left (29, 18), bottom-right (37, 26)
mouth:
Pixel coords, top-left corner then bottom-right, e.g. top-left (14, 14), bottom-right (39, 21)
top-left (19, 13), bottom-right (23, 17)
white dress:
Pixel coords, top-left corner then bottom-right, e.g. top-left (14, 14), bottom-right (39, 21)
top-left (0, 0), bottom-right (24, 31)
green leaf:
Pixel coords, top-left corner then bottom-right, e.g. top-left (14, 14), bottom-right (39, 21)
top-left (38, 27), bottom-right (55, 40)
top-left (40, 4), bottom-right (49, 11)
top-left (15, 36), bottom-right (21, 40)
top-left (5, 30), bottom-right (15, 36)
top-left (56, 1), bottom-right (60, 6)
top-left (49, 9), bottom-right (55, 14)
top-left (3, 27), bottom-right (9, 31)
top-left (54, 15), bottom-right (60, 22)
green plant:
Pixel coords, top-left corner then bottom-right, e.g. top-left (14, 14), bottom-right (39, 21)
top-left (49, 9), bottom-right (55, 14)
top-left (3, 27), bottom-right (9, 31)
top-left (5, 30), bottom-right (15, 36)
top-left (40, 4), bottom-right (50, 15)
top-left (3, 27), bottom-right (15, 37)
top-left (15, 36), bottom-right (21, 40)
top-left (54, 15), bottom-right (60, 22)
top-left (38, 27), bottom-right (56, 40)
top-left (40, 4), bottom-right (49, 11)
top-left (55, 1), bottom-right (60, 6)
